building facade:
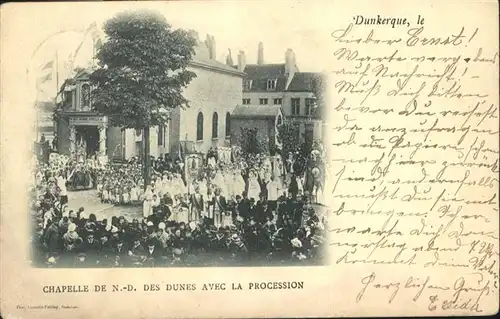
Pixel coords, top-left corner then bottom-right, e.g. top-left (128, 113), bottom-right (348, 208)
top-left (236, 43), bottom-right (325, 145)
top-left (56, 32), bottom-right (244, 161)
top-left (230, 105), bottom-right (283, 153)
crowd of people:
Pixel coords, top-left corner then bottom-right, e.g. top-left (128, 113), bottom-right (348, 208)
top-left (31, 144), bottom-right (329, 268)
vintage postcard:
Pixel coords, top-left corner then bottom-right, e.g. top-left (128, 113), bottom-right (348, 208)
top-left (0, 0), bottom-right (498, 318)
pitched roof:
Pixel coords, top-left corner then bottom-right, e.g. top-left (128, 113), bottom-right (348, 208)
top-left (242, 64), bottom-right (288, 92)
top-left (190, 40), bottom-right (245, 76)
top-left (232, 105), bottom-right (282, 119)
top-left (191, 57), bottom-right (244, 76)
top-left (286, 72), bottom-right (324, 92)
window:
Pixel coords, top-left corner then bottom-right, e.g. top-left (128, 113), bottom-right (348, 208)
top-left (158, 124), bottom-right (167, 146)
top-left (273, 98), bottom-right (282, 105)
top-left (305, 98), bottom-right (316, 116)
top-left (158, 125), bottom-right (163, 146)
top-left (212, 112), bottom-right (218, 139)
top-left (259, 98), bottom-right (268, 105)
top-left (225, 112), bottom-right (231, 137)
top-left (196, 112), bottom-right (204, 141)
top-left (243, 80), bottom-right (253, 90)
top-left (267, 79), bottom-right (277, 90)
top-left (291, 98), bottom-right (301, 115)
top-left (242, 98), bottom-right (251, 105)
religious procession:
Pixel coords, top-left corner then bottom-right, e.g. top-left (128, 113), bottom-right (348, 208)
top-left (30, 12), bottom-right (329, 268)
top-left (31, 139), bottom-right (329, 267)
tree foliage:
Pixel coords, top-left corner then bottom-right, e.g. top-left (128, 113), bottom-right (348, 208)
top-left (239, 128), bottom-right (267, 155)
top-left (311, 74), bottom-right (327, 119)
top-left (276, 121), bottom-right (300, 157)
top-left (90, 10), bottom-right (198, 129)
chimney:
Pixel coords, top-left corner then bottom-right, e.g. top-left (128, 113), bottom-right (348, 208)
top-left (237, 50), bottom-right (246, 72)
top-left (226, 48), bottom-right (234, 66)
top-left (205, 35), bottom-right (212, 59)
top-left (210, 35), bottom-right (216, 60)
top-left (257, 42), bottom-right (264, 65)
top-left (285, 48), bottom-right (296, 74)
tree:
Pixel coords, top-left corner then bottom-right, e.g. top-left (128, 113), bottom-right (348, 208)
top-left (239, 128), bottom-right (267, 155)
top-left (311, 74), bottom-right (327, 119)
top-left (276, 121), bottom-right (300, 157)
top-left (90, 10), bottom-right (197, 187)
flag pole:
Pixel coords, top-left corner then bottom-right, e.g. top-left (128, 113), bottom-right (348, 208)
top-left (55, 50), bottom-right (59, 100)
top-left (35, 82), bottom-right (39, 142)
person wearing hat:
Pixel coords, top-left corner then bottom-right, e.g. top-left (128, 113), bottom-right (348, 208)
top-left (79, 232), bottom-right (101, 257)
top-left (97, 234), bottom-right (113, 266)
top-left (63, 222), bottom-right (82, 253)
top-left (144, 238), bottom-right (162, 266)
top-left (243, 216), bottom-right (259, 256)
top-left (144, 221), bottom-right (157, 241)
top-left (189, 185), bottom-right (204, 223)
top-left (290, 236), bottom-right (307, 262)
top-left (208, 187), bottom-right (227, 228)
top-left (128, 236), bottom-right (146, 262)
top-left (43, 218), bottom-right (61, 255)
top-left (156, 222), bottom-right (170, 249)
top-left (111, 235), bottom-right (127, 264)
top-left (72, 252), bottom-right (92, 268)
top-left (228, 233), bottom-right (248, 265)
top-left (168, 228), bottom-right (184, 251)
top-left (255, 200), bottom-right (273, 225)
top-left (108, 225), bottom-right (121, 246)
top-left (236, 193), bottom-right (251, 221)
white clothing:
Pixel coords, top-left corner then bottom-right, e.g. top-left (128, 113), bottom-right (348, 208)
top-left (224, 172), bottom-right (234, 198)
top-left (143, 188), bottom-right (153, 218)
top-left (57, 176), bottom-right (67, 196)
top-left (267, 180), bottom-right (280, 201)
top-left (177, 207), bottom-right (189, 223)
top-left (297, 176), bottom-right (304, 194)
top-left (232, 172), bottom-right (245, 196)
top-left (130, 187), bottom-right (139, 201)
top-left (198, 179), bottom-right (208, 197)
top-left (247, 176), bottom-right (260, 200)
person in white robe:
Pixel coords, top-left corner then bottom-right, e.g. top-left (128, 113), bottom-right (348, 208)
top-left (296, 175), bottom-right (304, 195)
top-left (122, 186), bottom-right (130, 204)
top-left (175, 173), bottom-right (187, 196)
top-left (155, 176), bottom-right (164, 198)
top-left (162, 174), bottom-right (172, 198)
top-left (224, 169), bottom-right (234, 199)
top-left (232, 168), bottom-right (245, 197)
top-left (177, 194), bottom-right (190, 224)
top-left (114, 185), bottom-right (121, 204)
top-left (130, 184), bottom-right (139, 204)
top-left (197, 176), bottom-right (208, 199)
top-left (213, 170), bottom-right (226, 197)
top-left (142, 185), bottom-right (153, 218)
top-left (207, 156), bottom-right (216, 168)
top-left (247, 170), bottom-right (261, 201)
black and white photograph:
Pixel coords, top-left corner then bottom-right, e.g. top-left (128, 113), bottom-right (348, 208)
top-left (29, 8), bottom-right (329, 268)
top-left (3, 1), bottom-right (497, 318)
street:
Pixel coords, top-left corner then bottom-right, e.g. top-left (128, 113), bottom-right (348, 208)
top-left (67, 189), bottom-right (142, 221)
